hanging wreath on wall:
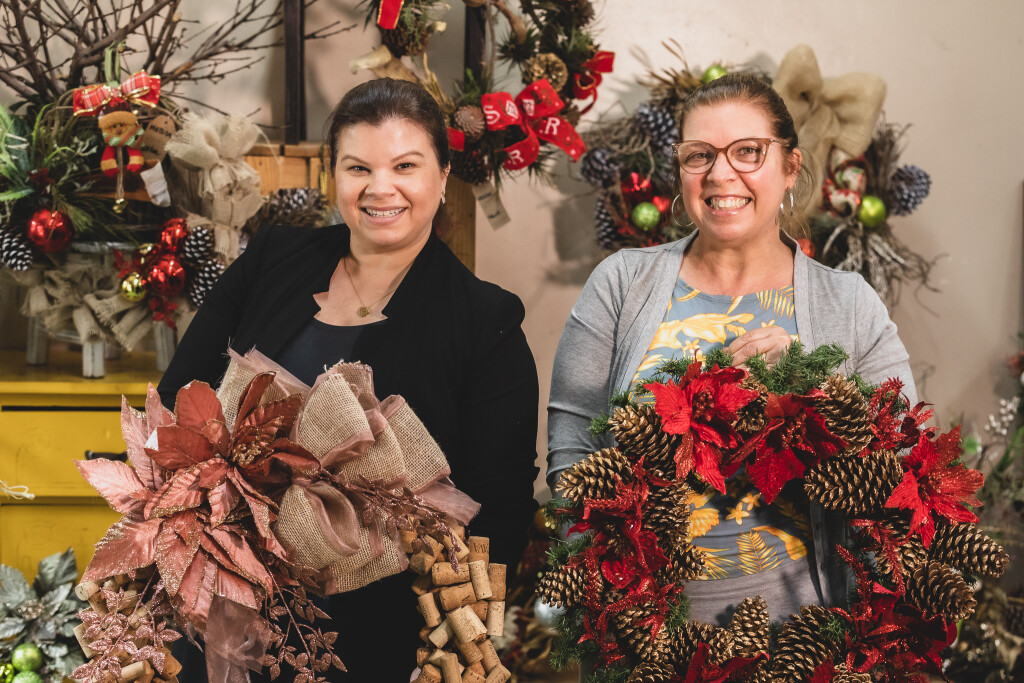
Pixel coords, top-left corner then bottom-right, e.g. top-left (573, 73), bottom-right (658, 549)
top-left (540, 344), bottom-right (1009, 682)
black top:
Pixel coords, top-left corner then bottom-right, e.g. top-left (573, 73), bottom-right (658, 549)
top-left (159, 224), bottom-right (539, 681)
top-left (275, 317), bottom-right (380, 385)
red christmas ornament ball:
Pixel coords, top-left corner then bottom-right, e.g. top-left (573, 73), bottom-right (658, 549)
top-left (146, 252), bottom-right (187, 297)
top-left (158, 218), bottom-right (189, 252)
top-left (797, 238), bottom-right (815, 258)
top-left (26, 209), bottom-right (73, 253)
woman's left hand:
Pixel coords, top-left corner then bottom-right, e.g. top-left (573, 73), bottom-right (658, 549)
top-left (727, 326), bottom-right (794, 367)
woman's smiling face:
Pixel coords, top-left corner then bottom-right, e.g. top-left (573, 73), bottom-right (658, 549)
top-left (679, 100), bottom-right (800, 246)
top-left (334, 117), bottom-right (449, 254)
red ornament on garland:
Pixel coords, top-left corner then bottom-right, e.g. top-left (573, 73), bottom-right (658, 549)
top-left (158, 218), bottom-right (189, 252)
top-left (620, 171), bottom-right (653, 202)
top-left (145, 252), bottom-right (186, 297)
top-left (26, 209), bottom-right (73, 253)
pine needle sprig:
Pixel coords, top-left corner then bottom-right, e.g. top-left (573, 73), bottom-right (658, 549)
top-left (546, 532), bottom-right (594, 569)
top-left (743, 342), bottom-right (849, 395)
top-left (551, 606), bottom-right (598, 671)
top-left (664, 594), bottom-right (691, 633)
top-left (584, 664), bottom-right (631, 683)
top-left (703, 347), bottom-right (733, 370)
top-left (590, 413), bottom-right (610, 436)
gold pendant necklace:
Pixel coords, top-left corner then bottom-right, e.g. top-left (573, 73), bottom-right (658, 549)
top-left (343, 256), bottom-right (398, 318)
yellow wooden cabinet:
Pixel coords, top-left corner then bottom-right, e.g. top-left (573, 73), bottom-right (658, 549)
top-left (0, 350), bottom-right (162, 580)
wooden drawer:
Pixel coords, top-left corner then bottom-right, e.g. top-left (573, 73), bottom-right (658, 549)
top-left (0, 501), bottom-right (121, 581)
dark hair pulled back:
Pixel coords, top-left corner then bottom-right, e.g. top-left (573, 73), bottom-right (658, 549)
top-left (673, 72), bottom-right (814, 238)
top-left (325, 78), bottom-right (452, 235)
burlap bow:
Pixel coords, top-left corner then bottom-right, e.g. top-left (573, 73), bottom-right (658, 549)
top-left (216, 349), bottom-right (480, 595)
top-left (774, 45), bottom-right (886, 215)
top-left (165, 113), bottom-right (264, 229)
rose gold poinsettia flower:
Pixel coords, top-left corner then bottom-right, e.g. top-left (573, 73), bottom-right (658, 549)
top-left (77, 373), bottom-right (321, 629)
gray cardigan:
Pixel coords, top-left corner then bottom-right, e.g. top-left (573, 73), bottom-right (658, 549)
top-left (546, 231), bottom-right (916, 606)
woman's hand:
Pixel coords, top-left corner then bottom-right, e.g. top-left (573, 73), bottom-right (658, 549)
top-left (727, 326), bottom-right (794, 367)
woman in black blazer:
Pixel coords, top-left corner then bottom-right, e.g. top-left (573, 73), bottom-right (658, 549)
top-left (159, 79), bottom-right (539, 681)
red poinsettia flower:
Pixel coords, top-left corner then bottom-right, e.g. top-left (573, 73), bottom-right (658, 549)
top-left (645, 363), bottom-right (758, 491)
top-left (868, 378), bottom-right (935, 452)
top-left (737, 390), bottom-right (845, 503)
top-left (680, 642), bottom-right (765, 683)
top-left (885, 426), bottom-right (983, 547)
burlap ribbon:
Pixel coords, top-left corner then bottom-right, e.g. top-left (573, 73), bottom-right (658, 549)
top-left (165, 113), bottom-right (264, 229)
top-left (774, 45), bottom-right (886, 215)
top-left (216, 349), bottom-right (480, 595)
top-left (16, 256), bottom-right (112, 344)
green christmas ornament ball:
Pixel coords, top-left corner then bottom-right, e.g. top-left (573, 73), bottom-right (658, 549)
top-left (630, 202), bottom-right (662, 231)
top-left (11, 672), bottom-right (43, 683)
top-left (0, 663), bottom-right (14, 683)
top-left (857, 194), bottom-right (887, 228)
top-left (10, 645), bottom-right (41, 673)
top-left (701, 64), bottom-right (729, 83)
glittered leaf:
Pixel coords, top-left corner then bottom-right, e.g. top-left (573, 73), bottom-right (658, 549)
top-left (82, 518), bottom-right (162, 582)
top-left (234, 373), bottom-right (277, 432)
top-left (174, 381), bottom-right (226, 432)
top-left (122, 396), bottom-right (161, 490)
top-left (76, 458), bottom-right (148, 515)
top-left (146, 425), bottom-right (217, 470)
top-left (748, 443), bottom-right (805, 503)
top-left (146, 467), bottom-right (205, 519)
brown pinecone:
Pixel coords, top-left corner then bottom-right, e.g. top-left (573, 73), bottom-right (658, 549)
top-left (1004, 601), bottom-right (1024, 638)
top-left (668, 620), bottom-right (713, 670)
top-left (612, 604), bottom-right (671, 662)
top-left (706, 628), bottom-right (735, 664)
top-left (833, 664), bottom-right (872, 682)
top-left (608, 404), bottom-right (680, 476)
top-left (453, 105), bottom-right (486, 142)
top-left (803, 450), bottom-right (903, 515)
top-left (379, 23), bottom-right (430, 57)
top-left (817, 375), bottom-right (873, 456)
top-left (625, 661), bottom-right (675, 683)
top-left (644, 480), bottom-right (692, 547)
top-left (906, 561), bottom-right (977, 622)
top-left (770, 605), bottom-right (841, 683)
top-left (522, 52), bottom-right (570, 91)
top-left (556, 448), bottom-right (633, 503)
top-left (874, 518), bottom-right (927, 583)
top-left (657, 545), bottom-right (706, 583)
top-left (536, 563), bottom-right (590, 608)
top-left (728, 596), bottom-right (770, 657)
top-left (449, 150), bottom-right (491, 185)
top-left (929, 523), bottom-right (1009, 579)
top-left (733, 377), bottom-right (768, 434)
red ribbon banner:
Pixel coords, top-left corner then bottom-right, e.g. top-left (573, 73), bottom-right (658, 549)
top-left (480, 79), bottom-right (586, 171)
top-left (377, 0), bottom-right (404, 29)
top-left (573, 50), bottom-right (615, 114)
top-left (73, 71), bottom-right (161, 117)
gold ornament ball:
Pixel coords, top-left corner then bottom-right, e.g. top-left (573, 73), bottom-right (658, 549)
top-left (701, 64), bottom-right (729, 83)
top-left (120, 271), bottom-right (148, 302)
top-left (533, 507), bottom-right (556, 534)
top-left (113, 197), bottom-right (127, 214)
top-left (857, 195), bottom-right (887, 228)
top-left (136, 243), bottom-right (156, 266)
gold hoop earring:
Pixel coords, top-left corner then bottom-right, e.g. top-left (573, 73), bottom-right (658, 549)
top-left (788, 189), bottom-right (795, 216)
top-left (671, 194), bottom-right (694, 227)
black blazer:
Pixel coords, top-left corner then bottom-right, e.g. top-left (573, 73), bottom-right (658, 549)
top-left (160, 225), bottom-right (539, 680)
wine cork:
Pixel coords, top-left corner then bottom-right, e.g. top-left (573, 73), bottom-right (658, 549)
top-left (138, 662), bottom-right (156, 683)
top-left (415, 663), bottom-right (442, 683)
top-left (128, 604), bottom-right (150, 628)
top-left (419, 625), bottom-right (433, 643)
top-left (76, 580), bottom-right (101, 601)
top-left (412, 573), bottom-right (434, 595)
top-left (450, 522), bottom-right (465, 540)
top-left (439, 653), bottom-right (461, 683)
top-left (158, 649), bottom-right (182, 678)
top-left (467, 661), bottom-right (485, 676)
top-left (432, 561), bottom-right (471, 586)
top-left (449, 605), bottom-right (487, 644)
top-left (400, 530), bottom-right (418, 553)
top-left (103, 578), bottom-right (117, 591)
top-left (410, 550), bottom-right (439, 575)
top-left (454, 540), bottom-right (470, 562)
top-left (454, 638), bottom-right (483, 665)
top-left (114, 573), bottom-right (131, 586)
top-left (462, 670), bottom-right (486, 683)
top-left (468, 561), bottom-right (493, 600)
top-left (88, 592), bottom-right (108, 616)
top-left (467, 537), bottom-right (489, 564)
top-left (73, 622), bottom-right (98, 658)
top-left (479, 639), bottom-right (500, 672)
top-left (483, 665), bottom-right (511, 683)
top-left (117, 661), bottom-right (150, 682)
top-left (119, 589), bottom-right (140, 612)
top-left (485, 601), bottom-right (504, 636)
top-left (416, 648), bottom-right (433, 667)
top-left (486, 564), bottom-right (506, 601)
top-left (438, 582), bottom-right (476, 611)
top-left (428, 618), bottom-right (455, 648)
top-left (469, 601), bottom-right (488, 621)
top-left (418, 592), bottom-right (443, 627)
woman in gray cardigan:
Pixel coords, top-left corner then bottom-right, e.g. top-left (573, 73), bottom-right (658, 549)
top-left (547, 74), bottom-right (916, 625)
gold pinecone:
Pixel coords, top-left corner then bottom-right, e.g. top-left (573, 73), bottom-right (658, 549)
top-left (657, 545), bottom-right (706, 583)
top-left (874, 518), bottom-right (927, 583)
top-left (906, 561), bottom-right (977, 622)
top-left (746, 663), bottom-right (773, 683)
top-left (453, 105), bottom-right (486, 142)
top-left (770, 605), bottom-right (841, 683)
top-left (668, 620), bottom-right (713, 670)
top-left (1004, 601), bottom-right (1024, 638)
top-left (522, 52), bottom-right (570, 91)
top-left (379, 23), bottom-right (430, 58)
top-left (536, 563), bottom-right (591, 608)
top-left (803, 450), bottom-right (903, 515)
top-left (733, 377), bottom-right (768, 434)
top-left (929, 523), bottom-right (1009, 579)
top-left (556, 448), bottom-right (633, 503)
top-left (625, 661), bottom-right (675, 683)
top-left (833, 664), bottom-right (872, 682)
top-left (608, 404), bottom-right (680, 476)
top-left (706, 628), bottom-right (735, 664)
top-left (612, 604), bottom-right (671, 662)
top-left (728, 596), bottom-right (770, 657)
top-left (816, 375), bottom-right (874, 456)
top-left (644, 480), bottom-right (692, 547)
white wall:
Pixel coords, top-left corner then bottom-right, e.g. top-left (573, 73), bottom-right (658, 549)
top-left (5, 1), bottom-right (1024, 497)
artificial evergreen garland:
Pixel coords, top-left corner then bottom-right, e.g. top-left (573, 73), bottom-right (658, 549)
top-left (541, 344), bottom-right (1009, 682)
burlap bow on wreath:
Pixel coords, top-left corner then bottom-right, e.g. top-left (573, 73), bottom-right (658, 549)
top-left (774, 44), bottom-right (887, 216)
